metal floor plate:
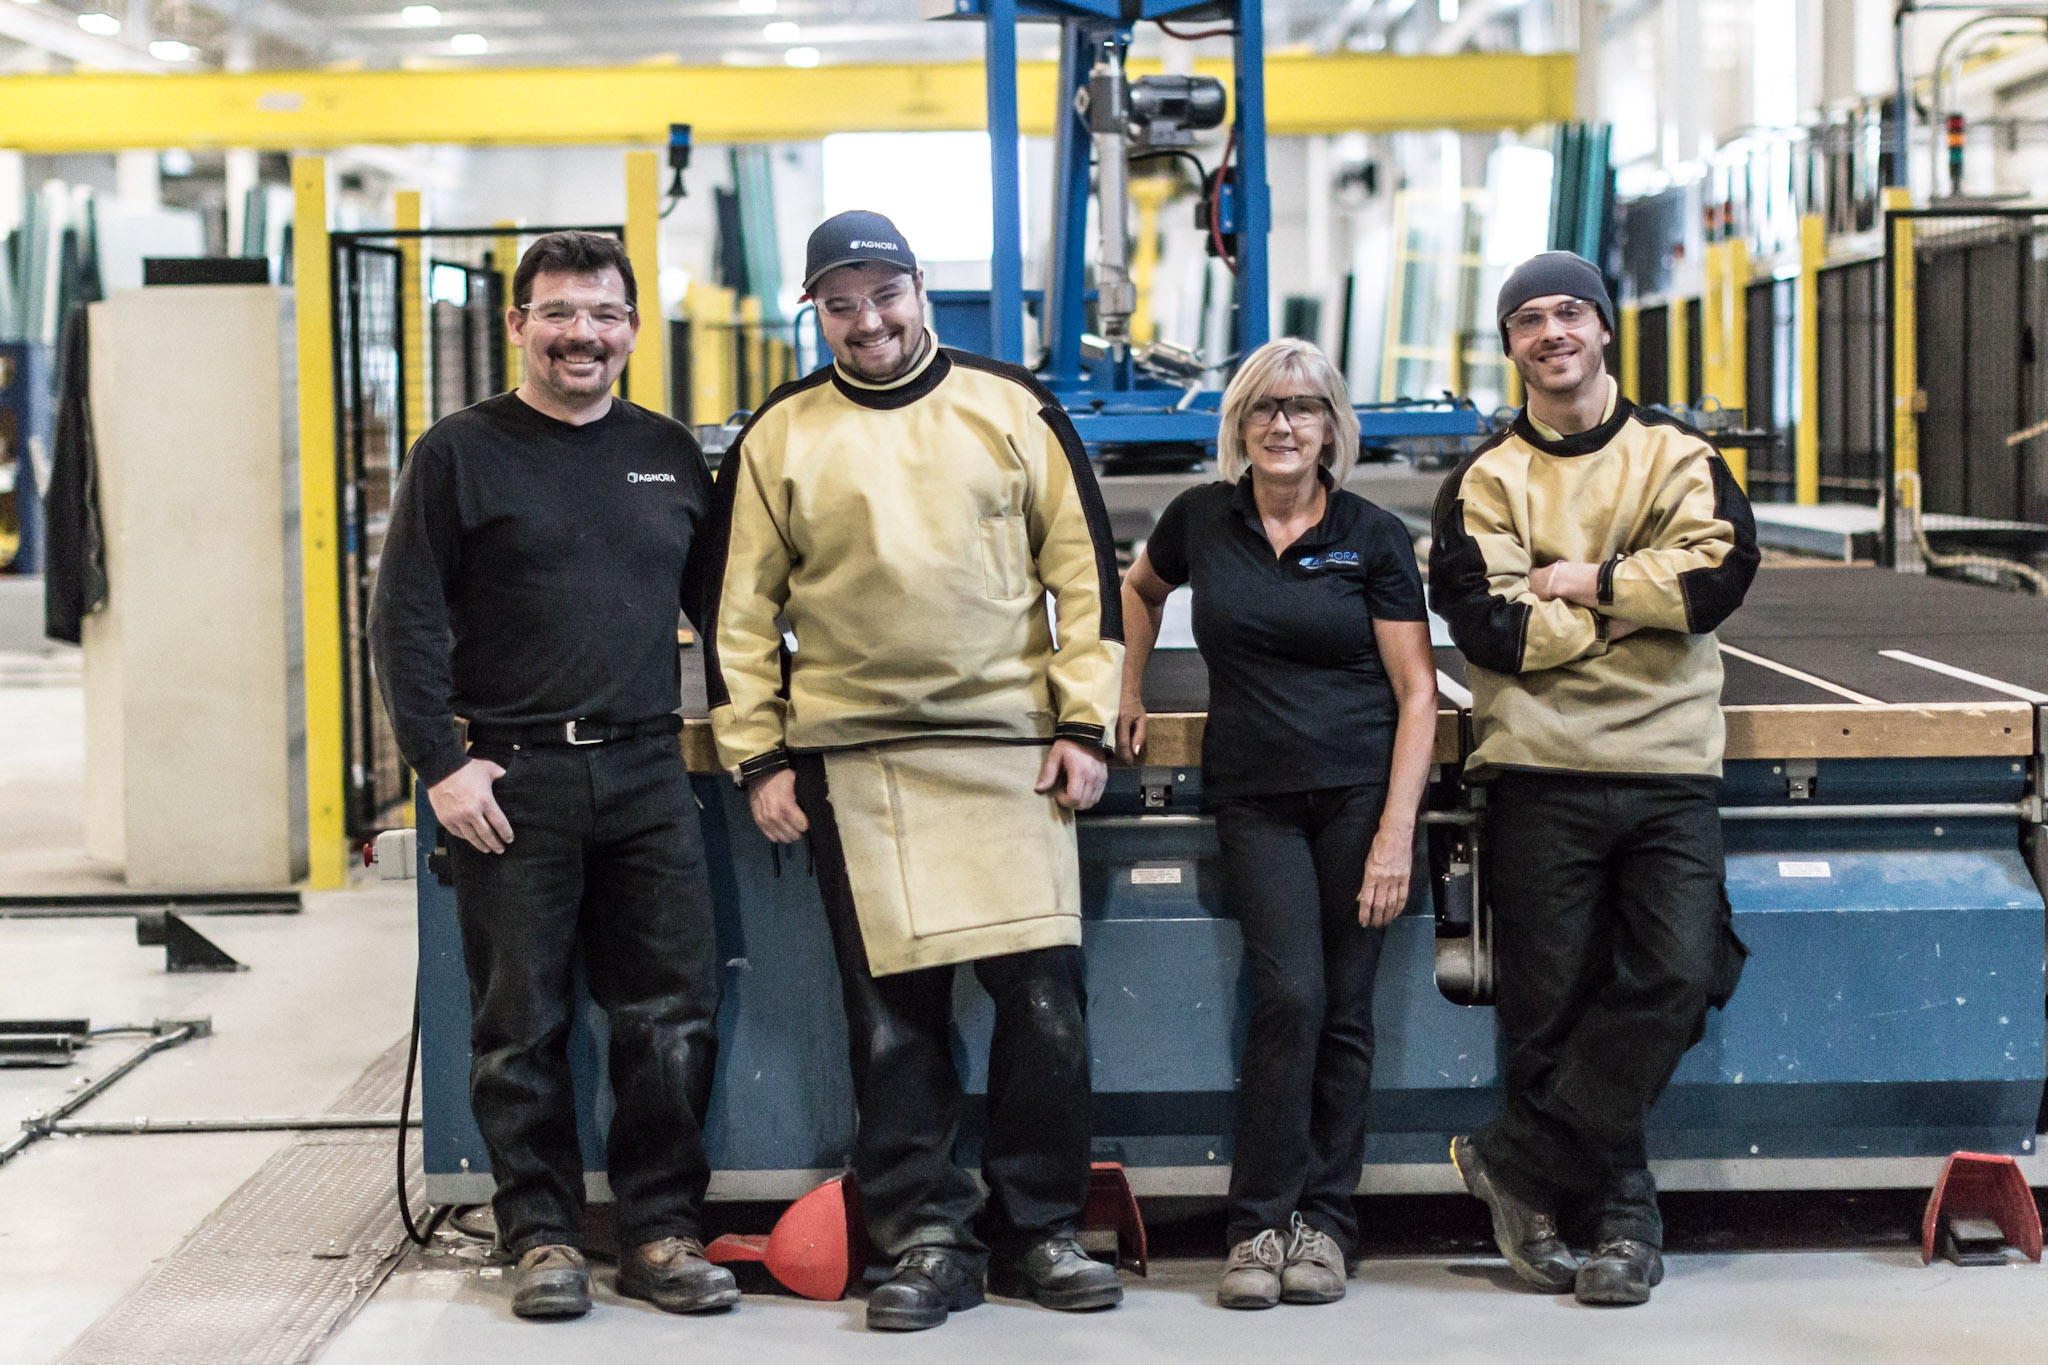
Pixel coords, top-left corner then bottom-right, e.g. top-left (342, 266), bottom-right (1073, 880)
top-left (54, 1038), bottom-right (419, 1365)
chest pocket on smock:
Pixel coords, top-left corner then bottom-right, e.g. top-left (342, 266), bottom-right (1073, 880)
top-left (979, 513), bottom-right (1033, 600)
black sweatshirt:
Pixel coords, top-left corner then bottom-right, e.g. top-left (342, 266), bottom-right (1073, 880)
top-left (369, 391), bottom-right (713, 789)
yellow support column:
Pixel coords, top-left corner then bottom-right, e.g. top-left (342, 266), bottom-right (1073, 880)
top-left (1719, 240), bottom-right (1749, 488)
top-left (1796, 214), bottom-right (1823, 504)
top-left (624, 149), bottom-right (667, 414)
top-left (1130, 176), bottom-right (1169, 345)
top-left (1701, 243), bottom-right (1728, 404)
top-left (1667, 297), bottom-right (1690, 408)
top-left (738, 296), bottom-right (766, 409)
top-left (685, 282), bottom-right (737, 425)
top-left (291, 156), bottom-right (348, 889)
top-left (395, 191), bottom-right (426, 444)
top-left (1618, 303), bottom-right (1640, 403)
top-left (1886, 187), bottom-right (1917, 483)
top-left (495, 220), bottom-right (522, 392)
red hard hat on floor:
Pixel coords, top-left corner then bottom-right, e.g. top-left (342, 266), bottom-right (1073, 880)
top-left (704, 1175), bottom-right (856, 1301)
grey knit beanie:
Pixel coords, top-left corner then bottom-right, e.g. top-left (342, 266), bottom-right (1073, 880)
top-left (1496, 251), bottom-right (1613, 350)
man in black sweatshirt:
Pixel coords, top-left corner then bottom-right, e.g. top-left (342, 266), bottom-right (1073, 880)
top-left (370, 231), bottom-right (735, 1322)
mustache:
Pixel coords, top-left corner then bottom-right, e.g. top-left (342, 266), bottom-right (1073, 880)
top-left (549, 343), bottom-right (609, 361)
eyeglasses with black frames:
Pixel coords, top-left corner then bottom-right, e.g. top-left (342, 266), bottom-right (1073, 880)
top-left (1246, 395), bottom-right (1333, 426)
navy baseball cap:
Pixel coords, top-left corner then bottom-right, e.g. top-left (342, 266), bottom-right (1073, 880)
top-left (802, 210), bottom-right (917, 296)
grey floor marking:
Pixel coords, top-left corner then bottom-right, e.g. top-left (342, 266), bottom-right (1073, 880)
top-left (53, 1036), bottom-right (419, 1365)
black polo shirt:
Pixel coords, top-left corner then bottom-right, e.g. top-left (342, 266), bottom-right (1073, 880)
top-left (1146, 471), bottom-right (1427, 797)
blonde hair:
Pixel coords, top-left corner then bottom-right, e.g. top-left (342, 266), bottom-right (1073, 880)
top-left (1216, 338), bottom-right (1360, 486)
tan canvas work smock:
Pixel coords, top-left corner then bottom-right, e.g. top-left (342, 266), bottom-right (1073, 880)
top-left (702, 336), bottom-right (1124, 974)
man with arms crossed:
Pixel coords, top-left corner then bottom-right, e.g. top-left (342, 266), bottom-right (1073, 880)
top-left (1429, 251), bottom-right (1757, 1306)
top-left (372, 231), bottom-right (736, 1321)
top-left (704, 211), bottom-right (1125, 1331)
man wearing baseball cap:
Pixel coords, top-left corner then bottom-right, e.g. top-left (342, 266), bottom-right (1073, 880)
top-left (1428, 250), bottom-right (1758, 1306)
top-left (703, 210), bottom-right (1125, 1329)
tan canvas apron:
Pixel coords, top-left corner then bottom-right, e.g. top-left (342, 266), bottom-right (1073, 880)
top-left (821, 739), bottom-right (1082, 976)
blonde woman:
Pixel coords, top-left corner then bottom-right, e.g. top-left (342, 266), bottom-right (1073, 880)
top-left (1117, 339), bottom-right (1437, 1308)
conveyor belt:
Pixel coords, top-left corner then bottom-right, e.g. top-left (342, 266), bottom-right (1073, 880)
top-left (1422, 566), bottom-right (2048, 708)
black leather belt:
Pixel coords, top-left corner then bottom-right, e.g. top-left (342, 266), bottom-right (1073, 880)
top-left (466, 714), bottom-right (683, 749)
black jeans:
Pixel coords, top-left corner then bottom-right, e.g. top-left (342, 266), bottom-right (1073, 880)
top-left (1214, 784), bottom-right (1390, 1255)
top-left (448, 735), bottom-right (721, 1256)
top-left (792, 754), bottom-right (1093, 1264)
top-left (1475, 771), bottom-right (1746, 1248)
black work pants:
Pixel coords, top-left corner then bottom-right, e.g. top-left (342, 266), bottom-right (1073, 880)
top-left (1475, 771), bottom-right (1744, 1248)
top-left (1215, 785), bottom-right (1389, 1255)
top-left (449, 735), bottom-right (721, 1256)
top-left (792, 754), bottom-right (1093, 1264)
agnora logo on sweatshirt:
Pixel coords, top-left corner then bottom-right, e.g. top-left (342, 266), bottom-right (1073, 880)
top-left (627, 472), bottom-right (677, 484)
top-left (1296, 549), bottom-right (1360, 571)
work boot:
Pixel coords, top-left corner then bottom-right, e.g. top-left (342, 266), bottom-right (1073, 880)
top-left (1449, 1135), bottom-right (1579, 1293)
top-left (511, 1243), bottom-right (590, 1320)
top-left (865, 1247), bottom-right (985, 1332)
top-left (616, 1236), bottom-right (741, 1314)
top-left (1279, 1212), bottom-right (1347, 1304)
top-left (1216, 1228), bottom-right (1284, 1309)
top-left (1575, 1238), bottom-right (1664, 1307)
top-left (989, 1236), bottom-right (1123, 1311)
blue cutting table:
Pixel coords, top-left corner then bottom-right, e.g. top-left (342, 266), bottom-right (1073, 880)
top-left (415, 566), bottom-right (2048, 1204)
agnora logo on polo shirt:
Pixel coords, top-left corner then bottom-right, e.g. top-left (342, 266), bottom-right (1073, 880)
top-left (627, 472), bottom-right (677, 484)
top-left (1297, 550), bottom-right (1360, 571)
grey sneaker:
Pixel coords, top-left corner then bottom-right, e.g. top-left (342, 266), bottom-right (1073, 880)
top-left (1279, 1212), bottom-right (1347, 1304)
top-left (1217, 1228), bottom-right (1284, 1309)
top-left (616, 1236), bottom-right (741, 1314)
top-left (1449, 1135), bottom-right (1579, 1293)
top-left (512, 1243), bottom-right (590, 1320)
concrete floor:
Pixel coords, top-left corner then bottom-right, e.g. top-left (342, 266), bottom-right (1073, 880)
top-left (324, 1250), bottom-right (2048, 1365)
top-left (0, 655), bottom-right (419, 1364)
top-left (4, 635), bottom-right (2047, 1365)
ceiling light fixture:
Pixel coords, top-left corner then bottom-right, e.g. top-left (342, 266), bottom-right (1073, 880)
top-left (735, 0), bottom-right (776, 12)
top-left (76, 12), bottom-right (121, 35)
top-left (400, 4), bottom-right (441, 25)
top-left (784, 45), bottom-right (819, 67)
top-left (762, 20), bottom-right (800, 42)
top-left (148, 39), bottom-right (194, 60)
top-left (449, 31), bottom-right (487, 54)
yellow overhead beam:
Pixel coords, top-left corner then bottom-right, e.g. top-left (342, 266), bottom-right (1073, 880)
top-left (0, 52), bottom-right (1576, 153)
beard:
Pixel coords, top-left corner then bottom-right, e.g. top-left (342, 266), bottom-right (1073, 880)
top-left (538, 343), bottom-right (615, 396)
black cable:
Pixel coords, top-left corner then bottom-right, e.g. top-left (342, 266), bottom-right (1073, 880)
top-left (1158, 20), bottom-right (1236, 40)
top-left (396, 988), bottom-right (446, 1248)
top-left (1129, 149), bottom-right (1209, 187)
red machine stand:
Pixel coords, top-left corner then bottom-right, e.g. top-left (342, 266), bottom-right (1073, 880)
top-left (1919, 1153), bottom-right (2043, 1266)
top-left (1084, 1161), bottom-right (1149, 1277)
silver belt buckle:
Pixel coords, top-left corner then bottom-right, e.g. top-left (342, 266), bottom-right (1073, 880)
top-left (564, 719), bottom-right (603, 746)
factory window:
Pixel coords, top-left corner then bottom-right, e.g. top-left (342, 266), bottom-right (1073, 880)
top-left (821, 132), bottom-right (1023, 263)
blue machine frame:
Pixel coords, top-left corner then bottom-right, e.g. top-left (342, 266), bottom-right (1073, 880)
top-left (931, 0), bottom-right (1486, 455)
top-left (416, 749), bottom-right (2047, 1204)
